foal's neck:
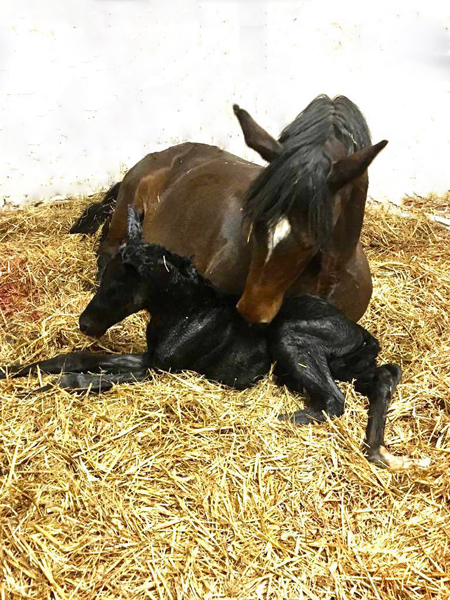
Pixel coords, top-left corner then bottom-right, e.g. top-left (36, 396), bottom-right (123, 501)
top-left (144, 271), bottom-right (220, 320)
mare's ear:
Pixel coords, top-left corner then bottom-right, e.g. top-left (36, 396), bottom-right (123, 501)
top-left (327, 140), bottom-right (388, 191)
top-left (127, 206), bottom-right (143, 243)
top-left (233, 104), bottom-right (282, 162)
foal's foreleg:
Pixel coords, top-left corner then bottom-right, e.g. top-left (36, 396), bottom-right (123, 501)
top-left (354, 365), bottom-right (429, 470)
top-left (41, 369), bottom-right (150, 393)
top-left (0, 352), bottom-right (150, 391)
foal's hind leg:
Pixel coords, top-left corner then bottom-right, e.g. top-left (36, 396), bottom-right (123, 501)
top-left (354, 365), bottom-right (430, 470)
top-left (329, 328), bottom-right (380, 381)
top-left (274, 346), bottom-right (346, 424)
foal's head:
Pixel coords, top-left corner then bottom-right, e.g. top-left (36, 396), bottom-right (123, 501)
top-left (79, 207), bottom-right (208, 337)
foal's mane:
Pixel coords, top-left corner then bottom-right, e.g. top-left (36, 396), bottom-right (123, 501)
top-left (122, 242), bottom-right (218, 297)
top-left (244, 95), bottom-right (372, 245)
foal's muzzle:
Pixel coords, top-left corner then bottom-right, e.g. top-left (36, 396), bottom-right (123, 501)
top-left (79, 313), bottom-right (107, 338)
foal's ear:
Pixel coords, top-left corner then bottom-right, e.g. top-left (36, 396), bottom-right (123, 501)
top-left (327, 140), bottom-right (388, 191)
top-left (233, 104), bottom-right (282, 162)
top-left (127, 206), bottom-right (143, 243)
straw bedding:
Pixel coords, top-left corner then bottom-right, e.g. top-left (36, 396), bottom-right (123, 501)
top-left (0, 195), bottom-right (449, 600)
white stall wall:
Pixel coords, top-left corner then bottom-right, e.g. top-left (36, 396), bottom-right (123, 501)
top-left (1, 0), bottom-right (449, 206)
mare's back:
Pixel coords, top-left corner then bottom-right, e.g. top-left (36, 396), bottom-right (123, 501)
top-left (141, 150), bottom-right (261, 295)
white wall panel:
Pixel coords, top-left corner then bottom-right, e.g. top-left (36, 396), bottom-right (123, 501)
top-left (1, 0), bottom-right (449, 205)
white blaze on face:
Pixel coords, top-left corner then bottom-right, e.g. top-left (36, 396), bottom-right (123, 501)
top-left (265, 217), bottom-right (291, 263)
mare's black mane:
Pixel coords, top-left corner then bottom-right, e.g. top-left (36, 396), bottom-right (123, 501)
top-left (244, 95), bottom-right (372, 245)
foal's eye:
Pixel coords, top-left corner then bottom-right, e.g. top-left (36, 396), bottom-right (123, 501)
top-left (124, 263), bottom-right (140, 278)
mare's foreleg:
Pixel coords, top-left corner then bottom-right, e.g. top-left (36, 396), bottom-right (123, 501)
top-left (354, 364), bottom-right (429, 470)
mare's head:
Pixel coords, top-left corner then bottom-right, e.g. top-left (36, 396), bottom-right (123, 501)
top-left (235, 95), bottom-right (387, 324)
top-left (80, 207), bottom-right (207, 337)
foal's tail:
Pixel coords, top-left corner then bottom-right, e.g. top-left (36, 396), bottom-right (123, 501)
top-left (70, 182), bottom-right (121, 234)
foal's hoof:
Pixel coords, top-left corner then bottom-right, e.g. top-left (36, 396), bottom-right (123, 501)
top-left (0, 367), bottom-right (21, 380)
top-left (369, 446), bottom-right (431, 471)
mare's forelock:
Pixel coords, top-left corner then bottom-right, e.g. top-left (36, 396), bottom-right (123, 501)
top-left (244, 95), bottom-right (371, 246)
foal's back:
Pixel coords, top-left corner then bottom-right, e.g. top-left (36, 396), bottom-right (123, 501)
top-left (148, 292), bottom-right (365, 393)
top-left (148, 302), bottom-right (270, 390)
top-left (269, 295), bottom-right (365, 358)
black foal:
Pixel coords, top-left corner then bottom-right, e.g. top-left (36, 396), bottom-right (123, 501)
top-left (0, 208), bottom-right (424, 469)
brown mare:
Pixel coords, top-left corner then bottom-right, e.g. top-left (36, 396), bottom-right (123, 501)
top-left (71, 95), bottom-right (387, 324)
